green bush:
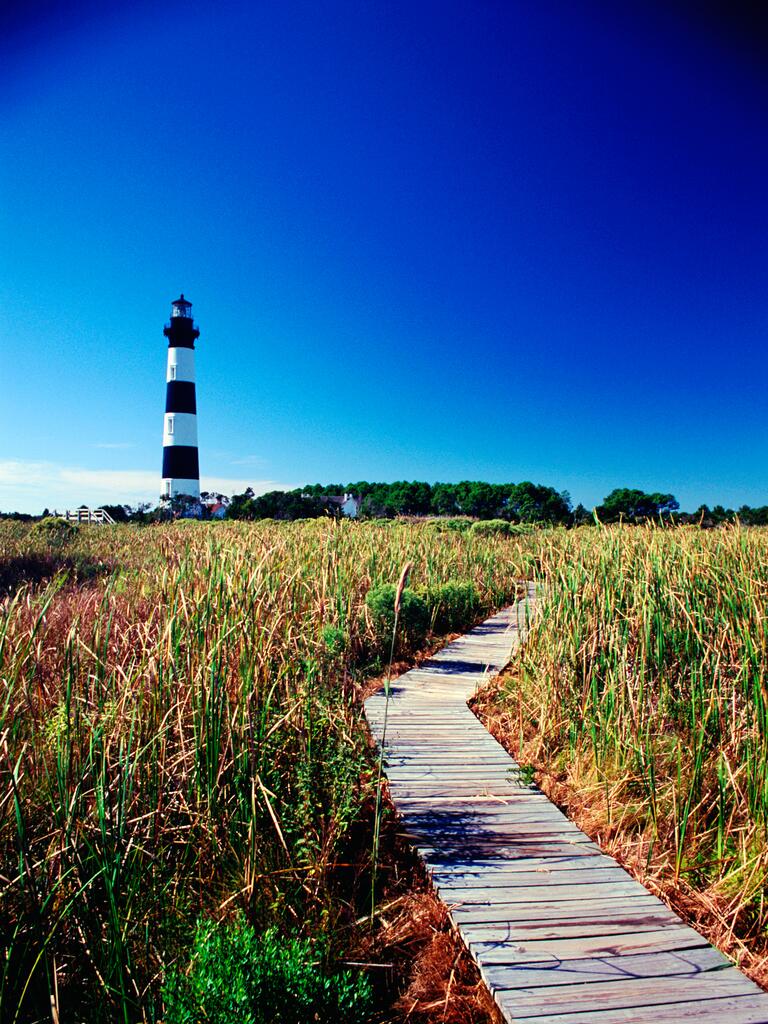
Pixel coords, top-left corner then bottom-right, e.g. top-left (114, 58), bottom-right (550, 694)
top-left (469, 519), bottom-right (534, 537)
top-left (162, 915), bottom-right (373, 1024)
top-left (431, 517), bottom-right (473, 533)
top-left (365, 583), bottom-right (430, 655)
top-left (321, 624), bottom-right (348, 658)
top-left (426, 580), bottom-right (480, 634)
top-left (30, 516), bottom-right (79, 551)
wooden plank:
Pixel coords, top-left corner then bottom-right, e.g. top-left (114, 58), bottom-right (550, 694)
top-left (460, 917), bottom-right (700, 946)
top-left (429, 853), bottom-right (621, 876)
top-left (395, 793), bottom-right (549, 807)
top-left (381, 731), bottom-right (503, 739)
top-left (440, 878), bottom-right (651, 904)
top-left (469, 927), bottom-right (711, 962)
top-left (387, 768), bottom-right (526, 778)
top-left (395, 793), bottom-right (545, 806)
top-left (377, 716), bottom-right (499, 723)
top-left (373, 727), bottom-right (498, 735)
top-left (371, 710), bottom-right (494, 719)
top-left (422, 841), bottom-right (604, 863)
top-left (378, 740), bottom-right (513, 750)
top-left (418, 840), bottom-right (600, 865)
top-left (495, 969), bottom-right (759, 1017)
top-left (395, 800), bottom-right (549, 815)
top-left (505, 994), bottom-right (768, 1024)
top-left (433, 866), bottom-right (635, 889)
top-left (381, 751), bottom-right (515, 760)
top-left (386, 786), bottom-right (537, 799)
top-left (397, 795), bottom-right (573, 807)
top-left (413, 818), bottom-right (593, 836)
top-left (394, 800), bottom-right (576, 819)
top-left (385, 761), bottom-right (524, 770)
top-left (479, 945), bottom-right (728, 991)
top-left (399, 819), bottom-right (587, 841)
top-left (383, 769), bottom-right (525, 778)
top-left (417, 823), bottom-right (582, 842)
top-left (449, 894), bottom-right (669, 926)
top-left (376, 727), bottom-right (502, 736)
top-left (387, 784), bottom-right (529, 796)
top-left (400, 817), bottom-right (582, 836)
top-left (382, 748), bottom-right (515, 758)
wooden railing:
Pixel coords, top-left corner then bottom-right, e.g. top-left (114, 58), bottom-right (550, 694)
top-left (63, 507), bottom-right (116, 525)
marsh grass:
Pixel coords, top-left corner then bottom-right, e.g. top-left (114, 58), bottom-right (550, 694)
top-left (480, 523), bottom-right (768, 983)
top-left (0, 519), bottom-right (524, 1022)
top-left (13, 518), bottom-right (765, 1013)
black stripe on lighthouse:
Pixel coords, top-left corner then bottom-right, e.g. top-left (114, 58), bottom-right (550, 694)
top-left (164, 322), bottom-right (198, 349)
top-left (165, 381), bottom-right (197, 414)
top-left (162, 446), bottom-right (200, 480)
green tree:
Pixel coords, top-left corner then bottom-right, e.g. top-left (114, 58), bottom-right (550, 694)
top-left (359, 485), bottom-right (398, 518)
top-left (386, 481), bottom-right (432, 515)
top-left (596, 488), bottom-right (679, 523)
top-left (431, 483), bottom-right (459, 516)
top-left (455, 481), bottom-right (500, 518)
top-left (247, 490), bottom-right (327, 520)
top-left (505, 482), bottom-right (571, 524)
top-left (227, 487), bottom-right (256, 519)
top-left (571, 502), bottom-right (591, 526)
top-left (100, 504), bottom-right (131, 523)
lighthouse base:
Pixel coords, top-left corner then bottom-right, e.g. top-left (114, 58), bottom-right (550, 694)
top-left (162, 478), bottom-right (201, 500)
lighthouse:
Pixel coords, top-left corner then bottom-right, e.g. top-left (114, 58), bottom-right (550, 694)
top-left (161, 294), bottom-right (200, 500)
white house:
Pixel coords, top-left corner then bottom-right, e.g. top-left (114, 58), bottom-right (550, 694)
top-left (325, 493), bottom-right (361, 518)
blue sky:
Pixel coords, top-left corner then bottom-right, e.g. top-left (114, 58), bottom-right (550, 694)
top-left (2, 1), bottom-right (767, 513)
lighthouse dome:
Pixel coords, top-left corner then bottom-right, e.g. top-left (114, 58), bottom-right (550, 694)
top-left (171, 294), bottom-right (192, 318)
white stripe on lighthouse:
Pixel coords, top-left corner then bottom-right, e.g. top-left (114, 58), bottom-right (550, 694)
top-left (163, 412), bottom-right (198, 447)
top-left (162, 477), bottom-right (200, 498)
top-left (167, 348), bottom-right (196, 382)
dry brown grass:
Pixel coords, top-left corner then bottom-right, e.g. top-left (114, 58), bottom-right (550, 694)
top-left (0, 518), bottom-right (525, 1022)
top-left (350, 788), bottom-right (503, 1024)
top-left (474, 666), bottom-right (768, 992)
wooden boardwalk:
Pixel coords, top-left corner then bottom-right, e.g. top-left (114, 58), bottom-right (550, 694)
top-left (365, 585), bottom-right (768, 1023)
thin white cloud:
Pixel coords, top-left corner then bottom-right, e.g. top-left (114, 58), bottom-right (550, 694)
top-left (0, 460), bottom-right (296, 514)
top-left (229, 454), bottom-right (267, 467)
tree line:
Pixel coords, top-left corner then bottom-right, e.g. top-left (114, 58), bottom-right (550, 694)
top-left (223, 483), bottom-right (768, 526)
top-left (7, 484), bottom-right (768, 527)
top-left (229, 481), bottom-right (573, 522)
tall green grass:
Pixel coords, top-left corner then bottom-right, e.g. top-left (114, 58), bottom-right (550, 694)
top-left (0, 519), bottom-right (525, 1022)
top-left (490, 524), bottom-right (768, 954)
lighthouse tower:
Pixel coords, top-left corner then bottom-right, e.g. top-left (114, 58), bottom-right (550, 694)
top-left (161, 294), bottom-right (200, 500)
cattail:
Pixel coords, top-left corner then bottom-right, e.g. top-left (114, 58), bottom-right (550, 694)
top-left (394, 561), bottom-right (413, 617)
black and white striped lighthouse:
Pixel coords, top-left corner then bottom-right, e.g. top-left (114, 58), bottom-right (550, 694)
top-left (161, 294), bottom-right (200, 500)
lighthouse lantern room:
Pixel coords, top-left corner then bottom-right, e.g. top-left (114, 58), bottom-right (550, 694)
top-left (161, 294), bottom-right (201, 500)
top-left (171, 295), bottom-right (193, 319)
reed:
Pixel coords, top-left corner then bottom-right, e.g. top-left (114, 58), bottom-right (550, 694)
top-left (0, 519), bottom-right (525, 1022)
top-left (486, 523), bottom-right (768, 977)
top-left (11, 518), bottom-right (767, 1013)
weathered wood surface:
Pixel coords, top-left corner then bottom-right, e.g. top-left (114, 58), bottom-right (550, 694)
top-left (364, 585), bottom-right (768, 1022)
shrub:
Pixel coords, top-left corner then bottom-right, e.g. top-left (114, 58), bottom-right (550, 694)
top-left (162, 915), bottom-right (373, 1024)
top-left (429, 517), bottom-right (473, 533)
top-left (321, 624), bottom-right (348, 658)
top-left (365, 583), bottom-right (430, 655)
top-left (469, 519), bottom-right (534, 537)
top-left (30, 516), bottom-right (79, 551)
top-left (426, 580), bottom-right (480, 634)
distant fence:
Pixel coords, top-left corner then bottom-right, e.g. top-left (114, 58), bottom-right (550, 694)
top-left (62, 507), bottom-right (116, 525)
